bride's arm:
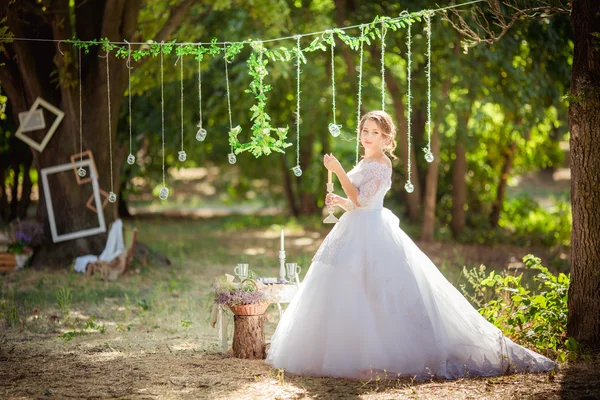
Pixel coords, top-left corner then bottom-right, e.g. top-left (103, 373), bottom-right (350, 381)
top-left (324, 154), bottom-right (359, 206)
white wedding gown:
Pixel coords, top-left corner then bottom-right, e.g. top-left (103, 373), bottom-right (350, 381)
top-left (266, 160), bottom-right (557, 379)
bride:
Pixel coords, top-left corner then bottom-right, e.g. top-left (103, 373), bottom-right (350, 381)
top-left (265, 110), bottom-right (557, 379)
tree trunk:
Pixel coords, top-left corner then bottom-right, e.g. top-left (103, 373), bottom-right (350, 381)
top-left (451, 115), bottom-right (469, 237)
top-left (421, 81), bottom-right (450, 241)
top-left (567, 0), bottom-right (600, 351)
top-left (232, 314), bottom-right (267, 359)
top-left (489, 141), bottom-right (517, 228)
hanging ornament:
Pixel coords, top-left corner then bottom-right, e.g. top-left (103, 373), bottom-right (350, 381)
top-left (159, 187), bottom-right (169, 200)
top-left (158, 42), bottom-right (170, 200)
top-left (196, 46), bottom-right (207, 142)
top-left (325, 30), bottom-right (342, 138)
top-left (355, 25), bottom-right (365, 165)
top-left (125, 40), bottom-right (136, 165)
top-left (100, 46), bottom-right (117, 203)
top-left (405, 16), bottom-right (415, 193)
top-left (294, 35), bottom-right (303, 177)
top-left (224, 43), bottom-right (238, 163)
top-left (76, 47), bottom-right (86, 178)
top-left (423, 12), bottom-right (434, 164)
top-left (177, 45), bottom-right (186, 163)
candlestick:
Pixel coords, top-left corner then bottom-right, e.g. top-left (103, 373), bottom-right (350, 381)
top-left (323, 181), bottom-right (339, 224)
top-left (279, 250), bottom-right (286, 282)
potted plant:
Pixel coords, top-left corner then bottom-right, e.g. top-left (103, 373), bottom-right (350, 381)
top-left (5, 220), bottom-right (43, 270)
top-left (213, 273), bottom-right (272, 316)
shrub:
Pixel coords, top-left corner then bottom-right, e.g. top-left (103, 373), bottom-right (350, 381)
top-left (461, 254), bottom-right (580, 362)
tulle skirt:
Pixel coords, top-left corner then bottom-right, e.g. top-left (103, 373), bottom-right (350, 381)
top-left (265, 207), bottom-right (557, 379)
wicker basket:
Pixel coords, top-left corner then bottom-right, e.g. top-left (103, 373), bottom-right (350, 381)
top-left (228, 279), bottom-right (270, 316)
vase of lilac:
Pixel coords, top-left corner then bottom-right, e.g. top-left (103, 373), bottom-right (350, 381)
top-left (213, 273), bottom-right (271, 316)
top-left (6, 220), bottom-right (43, 269)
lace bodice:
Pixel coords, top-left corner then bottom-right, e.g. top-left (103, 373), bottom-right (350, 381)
top-left (346, 160), bottom-right (392, 210)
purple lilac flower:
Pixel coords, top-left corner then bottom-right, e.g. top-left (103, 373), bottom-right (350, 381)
top-left (16, 231), bottom-right (32, 243)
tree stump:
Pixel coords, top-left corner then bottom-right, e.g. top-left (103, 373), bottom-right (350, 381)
top-left (232, 314), bottom-right (267, 359)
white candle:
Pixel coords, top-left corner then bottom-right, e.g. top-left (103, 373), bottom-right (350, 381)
top-left (328, 170), bottom-right (332, 184)
top-left (280, 229), bottom-right (284, 251)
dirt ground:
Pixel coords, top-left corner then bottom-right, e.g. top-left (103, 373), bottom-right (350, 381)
top-left (1, 331), bottom-right (599, 400)
top-left (0, 217), bottom-right (587, 400)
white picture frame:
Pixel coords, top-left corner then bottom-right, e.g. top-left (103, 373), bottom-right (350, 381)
top-left (18, 108), bottom-right (46, 132)
top-left (15, 97), bottom-right (64, 152)
top-left (41, 159), bottom-right (107, 243)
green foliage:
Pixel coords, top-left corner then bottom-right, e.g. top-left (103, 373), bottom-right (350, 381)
top-left (56, 288), bottom-right (72, 314)
top-left (500, 194), bottom-right (571, 248)
top-left (461, 255), bottom-right (579, 362)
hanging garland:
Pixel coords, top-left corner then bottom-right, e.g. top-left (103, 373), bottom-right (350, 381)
top-left (57, 9), bottom-right (444, 161)
top-left (228, 40), bottom-right (292, 158)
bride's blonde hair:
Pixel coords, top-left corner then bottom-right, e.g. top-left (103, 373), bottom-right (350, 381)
top-left (359, 110), bottom-right (397, 160)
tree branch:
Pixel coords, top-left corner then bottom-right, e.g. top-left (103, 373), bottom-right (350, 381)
top-left (443, 0), bottom-right (570, 47)
top-left (152, 0), bottom-right (199, 43)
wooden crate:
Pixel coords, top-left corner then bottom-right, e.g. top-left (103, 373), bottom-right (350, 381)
top-left (0, 253), bottom-right (17, 272)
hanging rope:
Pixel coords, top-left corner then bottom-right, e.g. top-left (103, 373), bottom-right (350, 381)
top-left (224, 43), bottom-right (237, 165)
top-left (196, 46), bottom-right (207, 141)
top-left (177, 46), bottom-right (187, 162)
top-left (355, 25), bottom-right (365, 165)
top-left (404, 17), bottom-right (414, 194)
top-left (293, 35), bottom-right (302, 177)
top-left (125, 40), bottom-right (135, 165)
top-left (76, 46), bottom-right (86, 178)
top-left (380, 20), bottom-right (387, 111)
top-left (159, 42), bottom-right (169, 200)
top-left (327, 30), bottom-right (341, 138)
top-left (424, 12), bottom-right (434, 163)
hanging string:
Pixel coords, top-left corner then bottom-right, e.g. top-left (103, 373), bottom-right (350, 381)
top-left (158, 42), bottom-right (169, 200)
top-left (224, 43), bottom-right (237, 164)
top-left (76, 46), bottom-right (85, 177)
top-left (3, 1), bottom-right (483, 47)
top-left (196, 46), bottom-right (207, 141)
top-left (380, 20), bottom-right (387, 111)
top-left (125, 40), bottom-right (135, 165)
top-left (294, 35), bottom-right (302, 176)
top-left (99, 48), bottom-right (117, 202)
top-left (177, 46), bottom-right (187, 162)
top-left (327, 30), bottom-right (341, 137)
top-left (355, 25), bottom-right (365, 165)
top-left (404, 18), bottom-right (414, 194)
top-left (424, 12), bottom-right (434, 163)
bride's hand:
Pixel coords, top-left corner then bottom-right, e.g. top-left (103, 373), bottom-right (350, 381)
top-left (326, 193), bottom-right (346, 207)
top-left (324, 153), bottom-right (343, 175)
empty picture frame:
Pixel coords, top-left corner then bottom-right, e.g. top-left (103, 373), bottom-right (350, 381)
top-left (86, 188), bottom-right (109, 214)
top-left (69, 150), bottom-right (99, 185)
top-left (15, 97), bottom-right (64, 152)
top-left (18, 108), bottom-right (46, 132)
top-left (41, 159), bottom-right (107, 243)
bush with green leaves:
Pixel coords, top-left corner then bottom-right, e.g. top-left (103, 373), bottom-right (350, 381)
top-left (461, 254), bottom-right (579, 362)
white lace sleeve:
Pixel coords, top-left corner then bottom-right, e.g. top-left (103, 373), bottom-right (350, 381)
top-left (352, 162), bottom-right (392, 207)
